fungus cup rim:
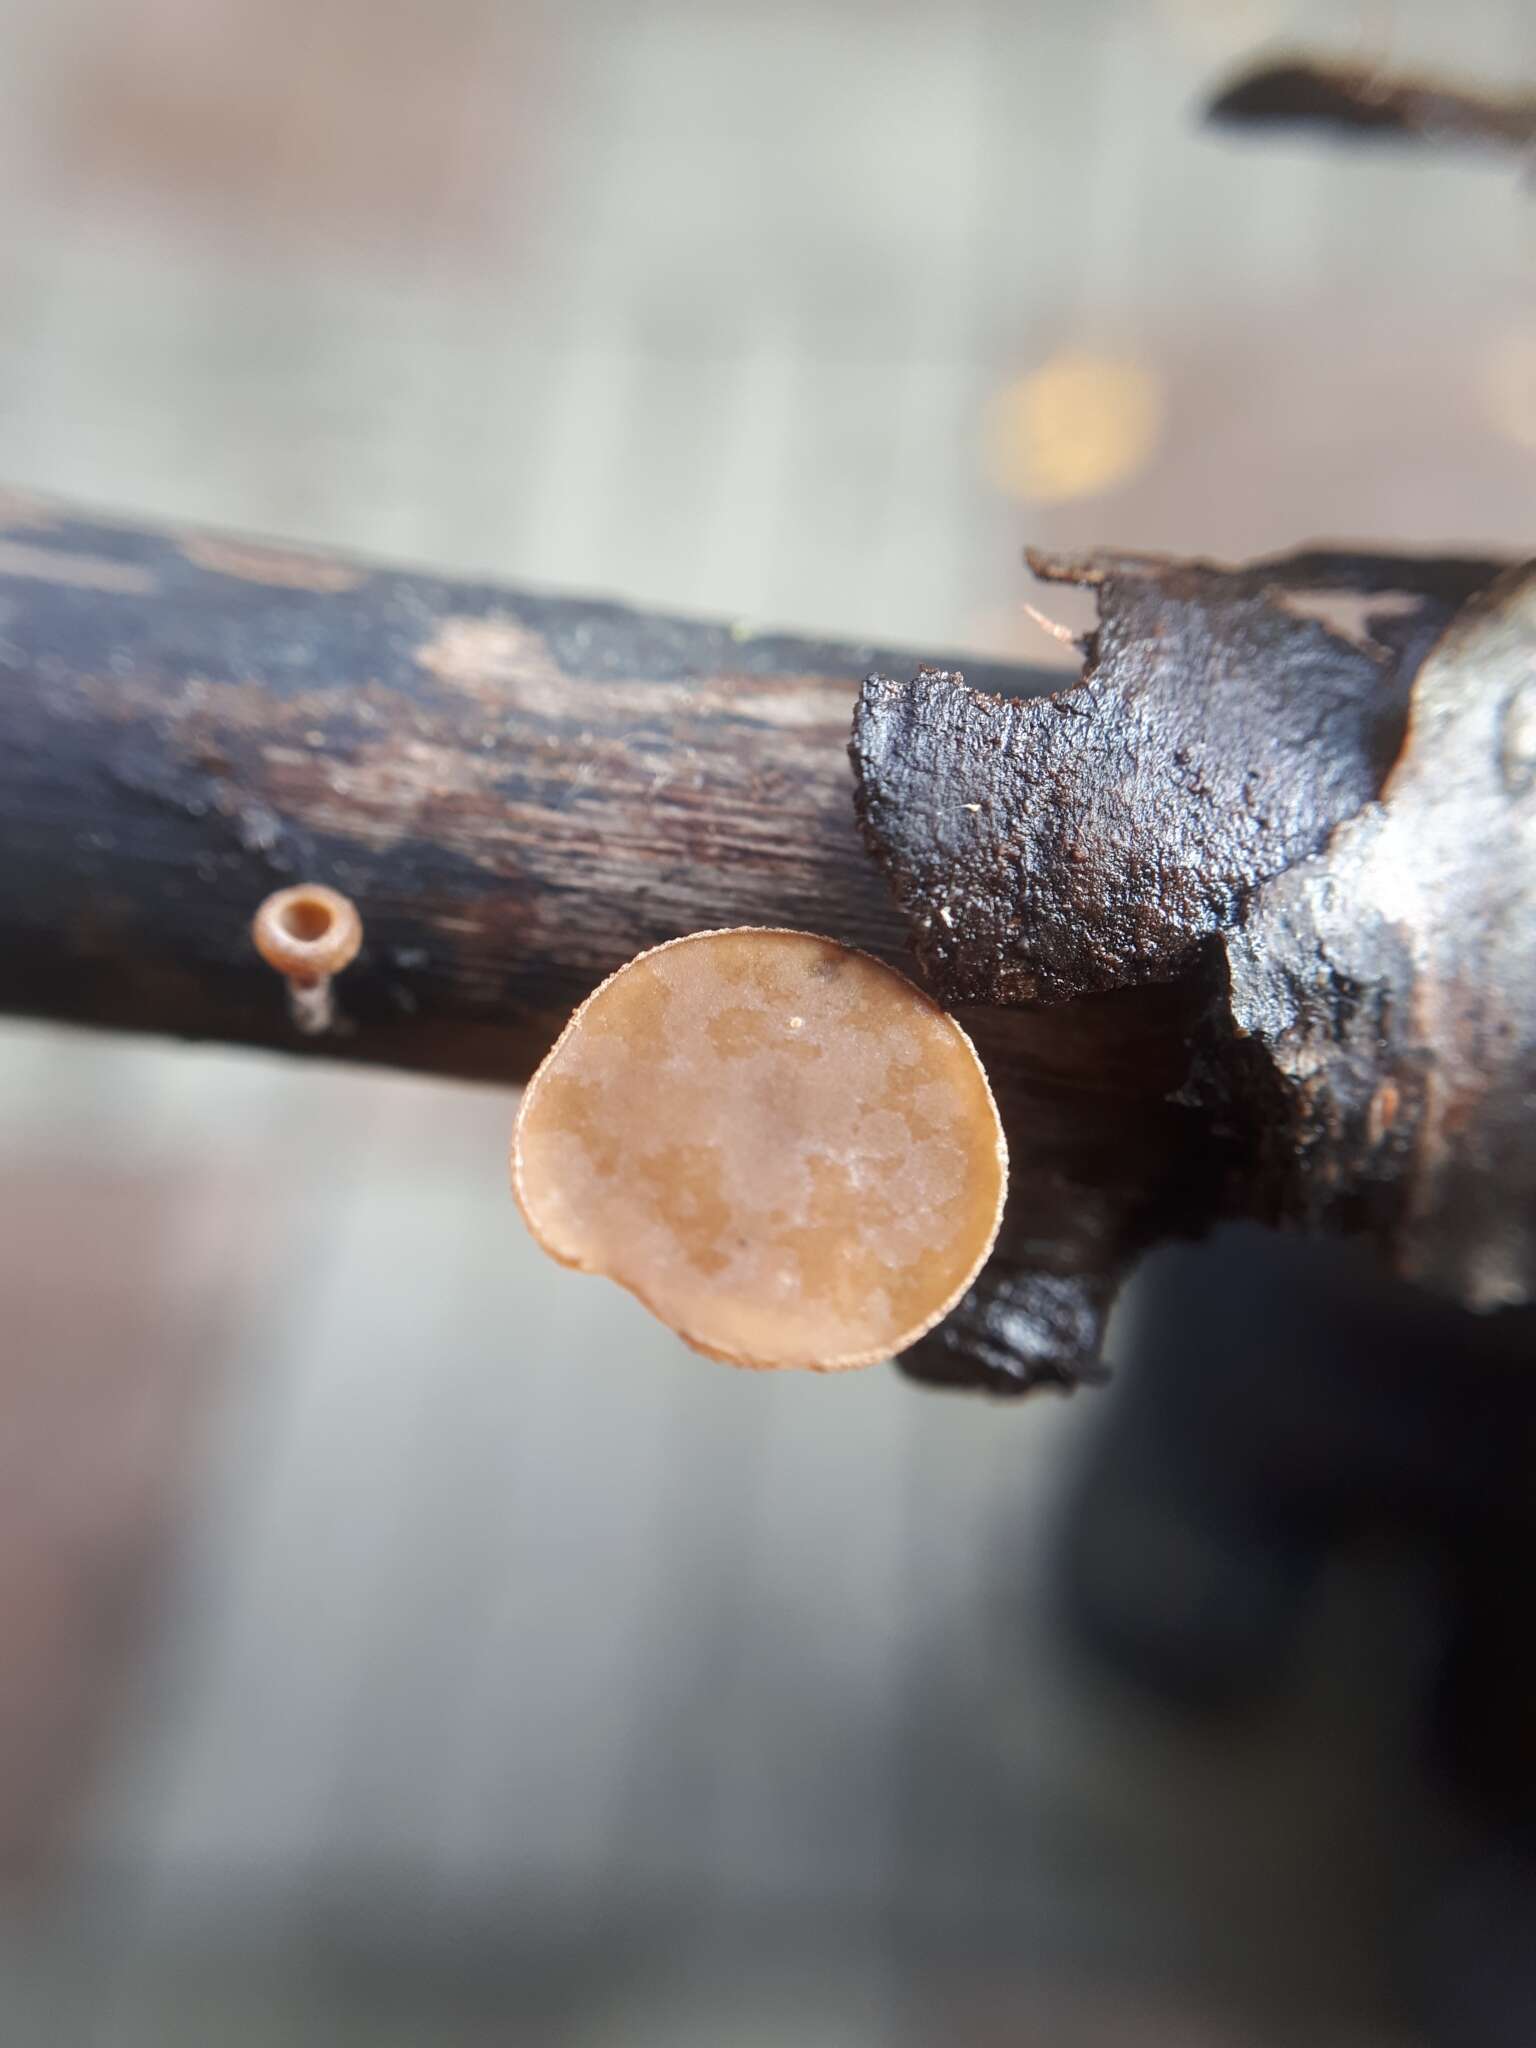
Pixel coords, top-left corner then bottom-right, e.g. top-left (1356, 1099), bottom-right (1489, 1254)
top-left (510, 926), bottom-right (1009, 1371)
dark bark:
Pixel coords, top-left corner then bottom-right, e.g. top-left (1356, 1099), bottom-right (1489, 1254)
top-left (7, 502), bottom-right (1529, 1394)
top-left (0, 496), bottom-right (1045, 1088)
top-left (851, 547), bottom-right (1506, 1009)
top-left (1206, 54), bottom-right (1536, 159)
top-left (1224, 563), bottom-right (1536, 1311)
top-left (898, 980), bottom-right (1229, 1395)
top-left (853, 547), bottom-right (1533, 1388)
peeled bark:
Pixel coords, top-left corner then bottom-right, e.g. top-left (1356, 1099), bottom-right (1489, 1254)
top-left (853, 546), bottom-right (1533, 1387)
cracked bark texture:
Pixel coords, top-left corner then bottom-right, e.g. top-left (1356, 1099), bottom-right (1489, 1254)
top-left (1224, 563), bottom-right (1536, 1312)
top-left (855, 546), bottom-right (1531, 1390)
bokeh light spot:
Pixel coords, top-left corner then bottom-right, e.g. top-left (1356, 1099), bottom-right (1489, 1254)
top-left (983, 352), bottom-right (1164, 504)
top-left (1481, 330), bottom-right (1536, 454)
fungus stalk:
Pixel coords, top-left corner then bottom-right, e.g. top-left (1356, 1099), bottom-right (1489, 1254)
top-left (251, 884), bottom-right (363, 1036)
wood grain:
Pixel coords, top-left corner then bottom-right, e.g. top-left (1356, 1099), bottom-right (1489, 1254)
top-left (0, 501), bottom-right (1046, 1086)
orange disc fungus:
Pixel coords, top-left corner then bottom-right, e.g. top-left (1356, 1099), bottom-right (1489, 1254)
top-left (251, 883), bottom-right (363, 1035)
top-left (511, 929), bottom-right (1008, 1370)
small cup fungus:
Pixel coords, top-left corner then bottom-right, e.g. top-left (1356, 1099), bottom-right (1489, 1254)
top-left (251, 883), bottom-right (363, 1035)
top-left (511, 928), bottom-right (1008, 1370)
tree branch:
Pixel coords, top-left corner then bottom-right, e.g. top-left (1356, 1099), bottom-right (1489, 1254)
top-left (1206, 53), bottom-right (1536, 161)
top-left (8, 501), bottom-right (1527, 1394)
top-left (0, 497), bottom-right (1047, 1084)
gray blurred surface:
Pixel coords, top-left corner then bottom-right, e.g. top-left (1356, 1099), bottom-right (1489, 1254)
top-left (1, 0), bottom-right (1531, 2041)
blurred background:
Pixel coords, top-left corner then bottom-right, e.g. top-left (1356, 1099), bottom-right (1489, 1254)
top-left (1, 1), bottom-right (1533, 2042)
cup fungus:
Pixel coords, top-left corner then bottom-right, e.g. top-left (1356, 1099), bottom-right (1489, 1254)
top-left (511, 929), bottom-right (1008, 1370)
top-left (251, 883), bottom-right (363, 1035)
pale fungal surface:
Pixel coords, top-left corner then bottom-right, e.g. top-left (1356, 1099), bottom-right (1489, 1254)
top-left (511, 929), bottom-right (1008, 1371)
top-left (251, 883), bottom-right (363, 986)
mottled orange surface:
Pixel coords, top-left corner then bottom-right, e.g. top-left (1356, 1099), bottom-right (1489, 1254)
top-left (512, 930), bottom-right (1007, 1370)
